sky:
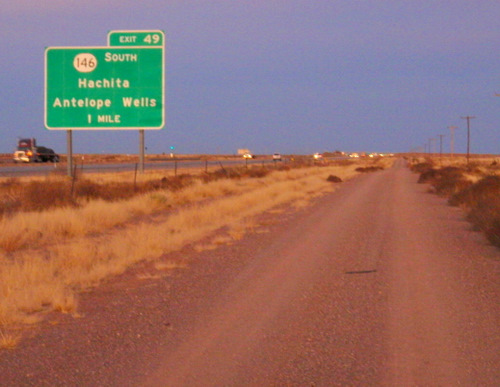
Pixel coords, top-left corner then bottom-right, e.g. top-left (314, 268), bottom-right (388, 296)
top-left (1, 1), bottom-right (499, 156)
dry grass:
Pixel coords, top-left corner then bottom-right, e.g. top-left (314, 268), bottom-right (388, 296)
top-left (450, 175), bottom-right (500, 246)
top-left (0, 329), bottom-right (21, 350)
top-left (0, 157), bottom-right (392, 341)
top-left (409, 155), bottom-right (500, 248)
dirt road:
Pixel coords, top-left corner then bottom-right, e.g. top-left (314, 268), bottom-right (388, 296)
top-left (1, 159), bottom-right (499, 386)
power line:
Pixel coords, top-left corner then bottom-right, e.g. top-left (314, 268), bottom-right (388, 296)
top-left (460, 116), bottom-right (475, 164)
top-left (438, 134), bottom-right (446, 160)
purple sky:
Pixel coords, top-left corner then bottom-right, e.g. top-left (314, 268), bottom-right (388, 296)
top-left (1, 1), bottom-right (499, 155)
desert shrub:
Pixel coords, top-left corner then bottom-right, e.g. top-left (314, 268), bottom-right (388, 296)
top-left (448, 175), bottom-right (500, 248)
top-left (142, 174), bottom-right (194, 192)
top-left (0, 178), bottom-right (19, 188)
top-left (449, 175), bottom-right (500, 207)
top-left (202, 166), bottom-right (274, 182)
top-left (466, 200), bottom-right (500, 247)
top-left (327, 175), bottom-right (342, 183)
top-left (75, 180), bottom-right (136, 201)
top-left (464, 162), bottom-right (482, 173)
top-left (242, 167), bottom-right (271, 178)
top-left (162, 174), bottom-right (194, 191)
top-left (74, 180), bottom-right (108, 200)
top-left (355, 166), bottom-right (384, 173)
top-left (418, 166), bottom-right (471, 196)
top-left (0, 173), bottom-right (200, 216)
top-left (488, 160), bottom-right (500, 171)
top-left (417, 168), bottom-right (439, 183)
top-left (0, 195), bottom-right (21, 216)
top-left (0, 179), bottom-right (23, 216)
top-left (412, 158), bottom-right (500, 249)
top-left (201, 170), bottom-right (223, 183)
top-left (23, 180), bottom-right (76, 211)
top-left (433, 167), bottom-right (471, 196)
top-left (201, 167), bottom-right (241, 182)
top-left (410, 161), bottom-right (434, 174)
top-left (331, 159), bottom-right (354, 167)
top-left (273, 164), bottom-right (291, 171)
top-left (75, 175), bottom-right (197, 201)
top-left (287, 156), bottom-right (311, 167)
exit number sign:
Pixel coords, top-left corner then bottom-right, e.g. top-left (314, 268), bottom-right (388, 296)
top-left (108, 30), bottom-right (164, 47)
top-left (44, 30), bottom-right (165, 130)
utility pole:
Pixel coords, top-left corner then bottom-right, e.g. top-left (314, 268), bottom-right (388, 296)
top-left (428, 137), bottom-right (437, 155)
top-left (460, 116), bottom-right (475, 165)
top-left (448, 125), bottom-right (457, 157)
top-left (438, 134), bottom-right (445, 160)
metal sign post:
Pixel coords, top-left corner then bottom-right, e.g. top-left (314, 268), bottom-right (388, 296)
top-left (139, 130), bottom-right (145, 173)
top-left (67, 130), bottom-right (73, 177)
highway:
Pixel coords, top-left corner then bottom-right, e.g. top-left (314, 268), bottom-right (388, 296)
top-left (0, 157), bottom-right (269, 177)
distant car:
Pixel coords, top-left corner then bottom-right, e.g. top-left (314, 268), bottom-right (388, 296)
top-left (243, 153), bottom-right (254, 159)
top-left (272, 153), bottom-right (282, 161)
top-left (313, 153), bottom-right (323, 160)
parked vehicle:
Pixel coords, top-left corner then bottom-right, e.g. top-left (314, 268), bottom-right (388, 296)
top-left (272, 153), bottom-right (282, 161)
top-left (13, 138), bottom-right (60, 163)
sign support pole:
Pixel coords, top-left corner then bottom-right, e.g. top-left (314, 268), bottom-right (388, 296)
top-left (139, 129), bottom-right (145, 173)
top-left (67, 129), bottom-right (73, 177)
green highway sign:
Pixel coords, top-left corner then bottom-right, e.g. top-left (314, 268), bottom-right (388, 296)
top-left (108, 30), bottom-right (165, 47)
top-left (44, 46), bottom-right (164, 130)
